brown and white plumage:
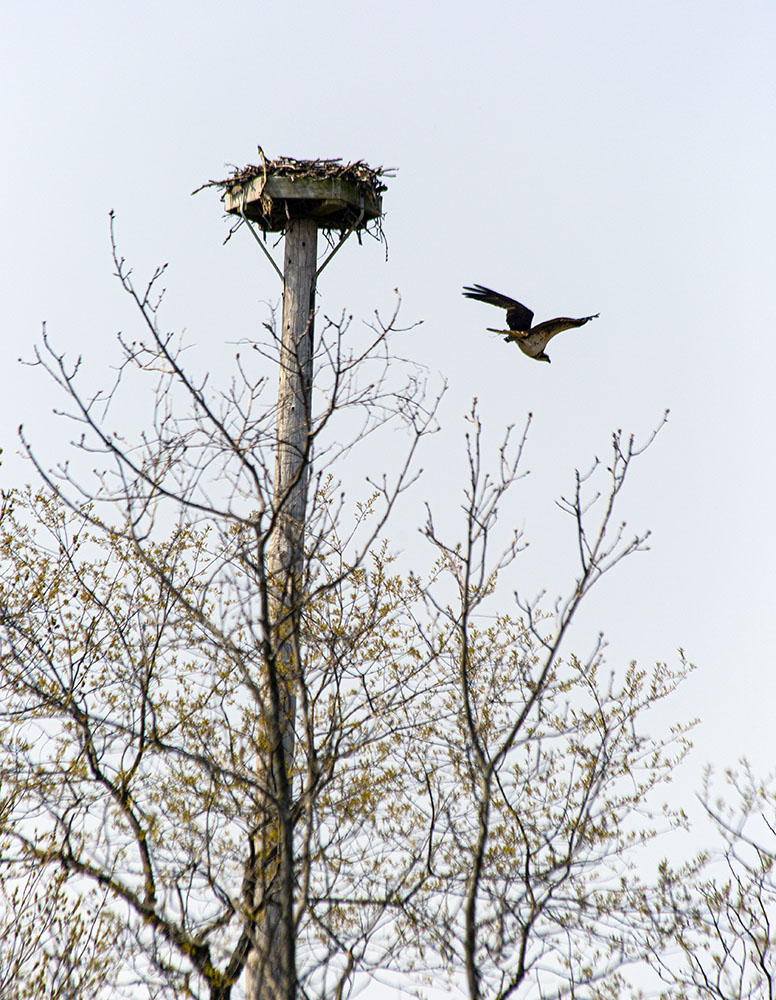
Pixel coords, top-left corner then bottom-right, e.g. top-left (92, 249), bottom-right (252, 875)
top-left (463, 283), bottom-right (599, 363)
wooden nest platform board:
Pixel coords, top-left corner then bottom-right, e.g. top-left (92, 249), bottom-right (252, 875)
top-left (214, 151), bottom-right (387, 233)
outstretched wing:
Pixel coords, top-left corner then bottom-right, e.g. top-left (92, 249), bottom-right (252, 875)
top-left (530, 313), bottom-right (600, 342)
top-left (462, 284), bottom-right (534, 331)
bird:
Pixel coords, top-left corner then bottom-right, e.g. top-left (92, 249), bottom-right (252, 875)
top-left (462, 284), bottom-right (599, 363)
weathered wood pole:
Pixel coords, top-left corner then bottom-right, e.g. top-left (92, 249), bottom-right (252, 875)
top-left (272, 216), bottom-right (317, 592)
top-left (245, 217), bottom-right (317, 1000)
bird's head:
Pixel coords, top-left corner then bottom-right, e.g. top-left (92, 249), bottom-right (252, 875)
top-left (536, 353), bottom-right (551, 364)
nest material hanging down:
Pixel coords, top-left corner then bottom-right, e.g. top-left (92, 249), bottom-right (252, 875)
top-left (195, 147), bottom-right (389, 237)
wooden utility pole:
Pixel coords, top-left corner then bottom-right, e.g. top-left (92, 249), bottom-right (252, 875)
top-left (271, 215), bottom-right (317, 594)
top-left (246, 216), bottom-right (317, 1000)
top-left (220, 155), bottom-right (384, 1000)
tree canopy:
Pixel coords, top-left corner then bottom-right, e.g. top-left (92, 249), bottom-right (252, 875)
top-left (1, 227), bottom-right (758, 1000)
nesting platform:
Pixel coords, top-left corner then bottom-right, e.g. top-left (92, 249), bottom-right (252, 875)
top-left (206, 151), bottom-right (387, 233)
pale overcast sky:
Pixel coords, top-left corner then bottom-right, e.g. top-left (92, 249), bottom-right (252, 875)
top-left (2, 0), bottom-right (775, 813)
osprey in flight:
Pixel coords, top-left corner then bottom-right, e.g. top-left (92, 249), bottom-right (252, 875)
top-left (463, 284), bottom-right (599, 363)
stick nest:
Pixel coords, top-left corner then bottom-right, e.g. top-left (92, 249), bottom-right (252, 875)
top-left (194, 146), bottom-right (390, 240)
top-left (222, 153), bottom-right (387, 195)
